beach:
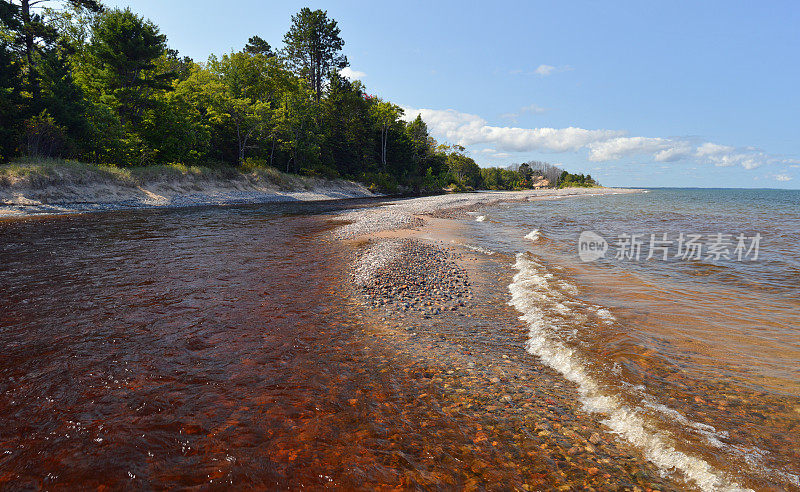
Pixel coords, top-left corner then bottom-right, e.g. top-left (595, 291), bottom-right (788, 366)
top-left (0, 161), bottom-right (377, 219)
top-left (1, 188), bottom-right (798, 490)
top-left (328, 188), bottom-right (800, 491)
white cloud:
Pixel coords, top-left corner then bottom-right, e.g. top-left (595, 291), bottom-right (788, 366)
top-left (534, 64), bottom-right (573, 76)
top-left (588, 137), bottom-right (692, 162)
top-left (694, 143), bottom-right (770, 169)
top-left (339, 67), bottom-right (366, 80)
top-left (403, 106), bottom-right (797, 170)
top-left (774, 174), bottom-right (793, 182)
top-left (402, 107), bottom-right (622, 153)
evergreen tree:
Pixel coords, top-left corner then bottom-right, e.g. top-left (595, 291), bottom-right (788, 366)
top-left (244, 35), bottom-right (274, 57)
top-left (0, 40), bottom-right (23, 161)
top-left (88, 8), bottom-right (170, 125)
top-left (4, 0), bottom-right (102, 106)
top-left (282, 8), bottom-right (347, 102)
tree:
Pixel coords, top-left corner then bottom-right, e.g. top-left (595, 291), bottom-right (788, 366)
top-left (320, 74), bottom-right (372, 175)
top-left (282, 8), bottom-right (347, 102)
top-left (0, 40), bottom-right (23, 160)
top-left (369, 99), bottom-right (402, 170)
top-left (87, 8), bottom-right (170, 125)
top-left (444, 147), bottom-right (481, 189)
top-left (244, 35), bottom-right (274, 57)
top-left (274, 83), bottom-right (319, 172)
top-left (406, 115), bottom-right (434, 168)
top-left (37, 41), bottom-right (92, 155)
top-left (205, 51), bottom-right (292, 164)
top-left (3, 0), bottom-right (102, 105)
top-left (518, 162), bottom-right (533, 183)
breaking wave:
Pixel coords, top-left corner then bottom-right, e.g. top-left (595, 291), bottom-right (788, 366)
top-left (508, 252), bottom-right (752, 492)
top-left (524, 229), bottom-right (541, 242)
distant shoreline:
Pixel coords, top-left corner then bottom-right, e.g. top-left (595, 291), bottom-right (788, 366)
top-left (0, 160), bottom-right (643, 220)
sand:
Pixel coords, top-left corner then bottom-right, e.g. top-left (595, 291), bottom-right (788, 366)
top-left (0, 174), bottom-right (376, 218)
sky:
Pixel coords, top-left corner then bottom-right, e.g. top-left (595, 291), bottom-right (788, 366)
top-left (102, 0), bottom-right (800, 189)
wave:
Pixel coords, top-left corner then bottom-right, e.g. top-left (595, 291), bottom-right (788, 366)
top-left (461, 243), bottom-right (496, 256)
top-left (508, 252), bottom-right (752, 492)
top-left (524, 229), bottom-right (541, 242)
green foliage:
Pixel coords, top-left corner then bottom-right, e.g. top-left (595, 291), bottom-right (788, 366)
top-left (23, 110), bottom-right (66, 157)
top-left (443, 145), bottom-right (481, 189)
top-left (360, 171), bottom-right (398, 194)
top-left (0, 5), bottom-right (582, 192)
top-left (244, 36), bottom-right (274, 57)
top-left (282, 8), bottom-right (347, 101)
top-left (87, 8), bottom-right (170, 124)
top-left (557, 171), bottom-right (599, 188)
top-left (480, 166), bottom-right (526, 190)
top-left (0, 40), bottom-right (22, 161)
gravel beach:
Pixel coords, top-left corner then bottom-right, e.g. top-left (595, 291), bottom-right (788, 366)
top-left (328, 188), bottom-right (687, 490)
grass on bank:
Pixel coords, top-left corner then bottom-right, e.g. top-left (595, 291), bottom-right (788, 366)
top-left (0, 158), bottom-right (325, 191)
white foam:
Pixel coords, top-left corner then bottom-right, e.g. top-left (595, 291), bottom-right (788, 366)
top-left (475, 215), bottom-right (486, 222)
top-left (524, 229), bottom-right (541, 242)
top-left (509, 253), bottom-right (751, 492)
top-left (461, 243), bottom-right (496, 256)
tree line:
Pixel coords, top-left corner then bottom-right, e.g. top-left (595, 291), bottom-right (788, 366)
top-left (0, 2), bottom-right (590, 192)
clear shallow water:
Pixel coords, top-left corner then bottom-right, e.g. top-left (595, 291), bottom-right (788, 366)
top-left (0, 198), bottom-right (676, 490)
top-left (470, 188), bottom-right (800, 490)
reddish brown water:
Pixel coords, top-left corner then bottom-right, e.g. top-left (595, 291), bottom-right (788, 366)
top-left (0, 204), bottom-right (392, 488)
top-left (472, 189), bottom-right (800, 490)
top-left (0, 204), bottom-right (681, 490)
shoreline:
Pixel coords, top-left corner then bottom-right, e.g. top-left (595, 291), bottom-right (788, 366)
top-left (0, 182), bottom-right (643, 220)
top-left (0, 160), bottom-right (378, 219)
top-left (333, 187), bottom-right (644, 240)
top-left (330, 187), bottom-right (688, 490)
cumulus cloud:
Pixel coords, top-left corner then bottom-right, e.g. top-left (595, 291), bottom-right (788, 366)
top-left (589, 137), bottom-right (793, 169)
top-left (402, 106), bottom-right (796, 170)
top-left (339, 67), bottom-right (366, 80)
top-left (773, 174), bottom-right (792, 182)
top-left (588, 137), bottom-right (692, 162)
top-left (402, 107), bottom-right (622, 153)
top-left (692, 143), bottom-right (776, 170)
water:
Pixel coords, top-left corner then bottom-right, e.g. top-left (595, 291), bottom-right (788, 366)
top-left (469, 188), bottom-right (800, 490)
top-left (2, 190), bottom-right (798, 490)
top-left (1, 199), bottom-right (672, 490)
top-left (0, 200), bottom-right (435, 488)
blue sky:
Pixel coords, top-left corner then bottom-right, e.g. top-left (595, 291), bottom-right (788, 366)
top-left (104, 0), bottom-right (800, 188)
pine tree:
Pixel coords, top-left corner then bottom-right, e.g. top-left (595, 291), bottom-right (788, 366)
top-left (3, 0), bottom-right (102, 105)
top-left (282, 8), bottom-right (347, 102)
top-left (244, 35), bottom-right (274, 57)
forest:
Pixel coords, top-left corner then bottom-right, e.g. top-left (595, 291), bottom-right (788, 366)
top-left (0, 1), bottom-right (593, 192)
